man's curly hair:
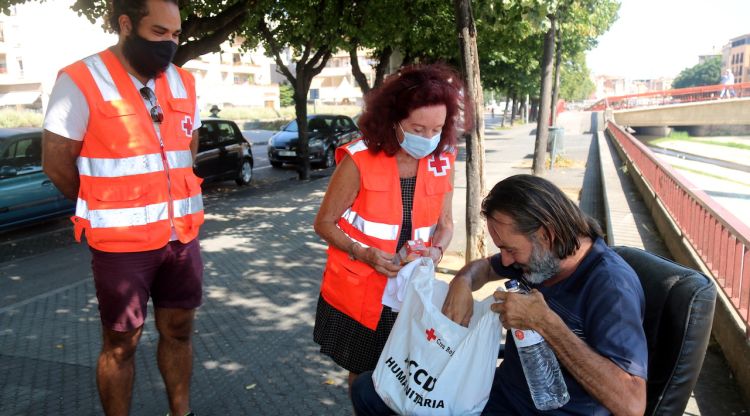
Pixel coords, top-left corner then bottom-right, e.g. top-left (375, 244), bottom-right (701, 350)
top-left (107, 0), bottom-right (179, 34)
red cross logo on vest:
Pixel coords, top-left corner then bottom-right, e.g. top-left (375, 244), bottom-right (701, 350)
top-left (426, 328), bottom-right (437, 341)
top-left (181, 116), bottom-right (193, 138)
top-left (427, 154), bottom-right (450, 177)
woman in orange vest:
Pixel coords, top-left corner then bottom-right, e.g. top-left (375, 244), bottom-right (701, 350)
top-left (313, 64), bottom-right (467, 394)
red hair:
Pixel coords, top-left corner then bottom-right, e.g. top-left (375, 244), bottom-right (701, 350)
top-left (358, 63), bottom-right (468, 157)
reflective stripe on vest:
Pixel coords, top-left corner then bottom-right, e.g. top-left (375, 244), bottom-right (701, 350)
top-left (346, 140), bottom-right (368, 155)
top-left (341, 208), bottom-right (400, 241)
top-left (77, 150), bottom-right (192, 177)
top-left (76, 194), bottom-right (203, 228)
top-left (164, 65), bottom-right (187, 99)
top-left (413, 224), bottom-right (437, 242)
top-left (83, 54), bottom-right (121, 101)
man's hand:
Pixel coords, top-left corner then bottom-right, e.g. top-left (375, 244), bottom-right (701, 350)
top-left (441, 257), bottom-right (501, 326)
top-left (491, 289), bottom-right (552, 331)
top-left (442, 275), bottom-right (474, 327)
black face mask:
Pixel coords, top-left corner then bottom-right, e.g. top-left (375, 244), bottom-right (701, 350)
top-left (122, 31), bottom-right (177, 79)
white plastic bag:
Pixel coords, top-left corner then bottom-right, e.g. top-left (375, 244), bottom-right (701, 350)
top-left (372, 258), bottom-right (502, 415)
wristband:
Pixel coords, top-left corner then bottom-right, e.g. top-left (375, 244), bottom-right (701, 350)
top-left (433, 244), bottom-right (444, 263)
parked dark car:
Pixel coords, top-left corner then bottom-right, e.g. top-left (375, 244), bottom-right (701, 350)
top-left (267, 114), bottom-right (361, 168)
top-left (195, 118), bottom-right (253, 185)
top-left (0, 128), bottom-right (75, 231)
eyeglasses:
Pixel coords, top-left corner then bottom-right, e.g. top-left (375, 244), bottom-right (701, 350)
top-left (139, 87), bottom-right (164, 123)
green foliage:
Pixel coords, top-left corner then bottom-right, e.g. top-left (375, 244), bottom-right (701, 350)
top-left (279, 83), bottom-right (294, 107)
top-left (559, 54), bottom-right (595, 100)
top-left (0, 109), bottom-right (43, 128)
top-left (672, 56), bottom-right (721, 89)
top-left (475, 0), bottom-right (618, 99)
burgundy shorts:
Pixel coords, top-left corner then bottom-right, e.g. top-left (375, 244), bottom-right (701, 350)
top-left (90, 239), bottom-right (203, 332)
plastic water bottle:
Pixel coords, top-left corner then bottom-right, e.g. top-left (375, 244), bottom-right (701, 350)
top-left (505, 279), bottom-right (569, 410)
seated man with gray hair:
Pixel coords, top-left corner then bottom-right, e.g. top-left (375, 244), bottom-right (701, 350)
top-left (351, 174), bottom-right (648, 416)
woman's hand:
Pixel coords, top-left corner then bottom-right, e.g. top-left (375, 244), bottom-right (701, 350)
top-left (354, 244), bottom-right (402, 277)
top-left (419, 246), bottom-right (443, 266)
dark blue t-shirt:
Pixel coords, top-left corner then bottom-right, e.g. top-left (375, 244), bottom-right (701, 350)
top-left (483, 238), bottom-right (648, 415)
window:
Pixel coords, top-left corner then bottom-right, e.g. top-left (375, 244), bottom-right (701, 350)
top-left (336, 117), bottom-right (354, 130)
top-left (233, 73), bottom-right (253, 85)
top-left (233, 53), bottom-right (241, 65)
top-left (217, 122), bottom-right (238, 144)
top-left (0, 135), bottom-right (42, 175)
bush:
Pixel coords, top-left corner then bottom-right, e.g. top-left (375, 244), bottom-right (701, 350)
top-left (0, 109), bottom-right (44, 128)
top-left (201, 104), bottom-right (363, 130)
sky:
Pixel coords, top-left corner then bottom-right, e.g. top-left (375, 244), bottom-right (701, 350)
top-left (586, 0), bottom-right (750, 79)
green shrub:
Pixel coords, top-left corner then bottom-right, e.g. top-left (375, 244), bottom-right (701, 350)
top-left (200, 104), bottom-right (363, 130)
top-left (0, 109), bottom-right (44, 128)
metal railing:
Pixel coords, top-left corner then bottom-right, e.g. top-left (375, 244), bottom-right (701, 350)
top-left (589, 82), bottom-right (750, 111)
top-left (606, 121), bottom-right (750, 336)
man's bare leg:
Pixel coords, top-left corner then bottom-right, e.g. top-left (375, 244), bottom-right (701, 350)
top-left (155, 307), bottom-right (196, 416)
top-left (97, 325), bottom-right (143, 416)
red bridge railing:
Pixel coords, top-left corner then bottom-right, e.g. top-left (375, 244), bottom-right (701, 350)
top-left (589, 82), bottom-right (750, 111)
top-left (606, 121), bottom-right (750, 336)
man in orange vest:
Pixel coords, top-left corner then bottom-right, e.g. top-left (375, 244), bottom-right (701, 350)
top-left (42, 1), bottom-right (203, 415)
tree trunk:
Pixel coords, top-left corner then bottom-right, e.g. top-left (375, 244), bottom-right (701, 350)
top-left (550, 27), bottom-right (563, 127)
top-left (523, 94), bottom-right (529, 124)
top-left (256, 20), bottom-right (332, 181)
top-left (293, 78), bottom-right (311, 180)
top-left (349, 45), bottom-right (371, 96)
top-left (501, 95), bottom-right (510, 127)
top-left (532, 16), bottom-right (556, 176)
top-left (453, 0), bottom-right (487, 262)
top-left (372, 47), bottom-right (392, 90)
top-left (350, 46), bottom-right (393, 97)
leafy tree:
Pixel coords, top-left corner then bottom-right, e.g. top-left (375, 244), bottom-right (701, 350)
top-left (243, 0), bottom-right (347, 180)
top-left (342, 0), bottom-right (458, 96)
top-left (559, 54), bottom-right (595, 101)
top-left (673, 56), bottom-right (721, 88)
top-left (551, 0), bottom-right (618, 124)
top-left (279, 82), bottom-right (294, 107)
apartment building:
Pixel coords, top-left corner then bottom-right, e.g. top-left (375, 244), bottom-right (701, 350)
top-left (309, 49), bottom-right (401, 106)
top-left (184, 39), bottom-right (280, 110)
top-left (0, 0), bottom-right (280, 112)
top-left (722, 33), bottom-right (750, 84)
top-left (0, 1), bottom-right (114, 110)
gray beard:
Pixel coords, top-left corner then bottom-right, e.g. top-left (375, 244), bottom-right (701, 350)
top-left (523, 240), bottom-right (561, 284)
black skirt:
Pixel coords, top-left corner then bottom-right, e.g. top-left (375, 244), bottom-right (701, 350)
top-left (314, 176), bottom-right (415, 374)
top-left (313, 294), bottom-right (398, 374)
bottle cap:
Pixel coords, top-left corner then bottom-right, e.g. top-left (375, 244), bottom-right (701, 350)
top-left (504, 279), bottom-right (519, 290)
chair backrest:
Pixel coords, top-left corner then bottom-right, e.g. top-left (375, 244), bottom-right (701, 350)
top-left (612, 246), bottom-right (717, 416)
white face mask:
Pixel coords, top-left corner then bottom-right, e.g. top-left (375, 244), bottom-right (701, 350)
top-left (398, 123), bottom-right (441, 159)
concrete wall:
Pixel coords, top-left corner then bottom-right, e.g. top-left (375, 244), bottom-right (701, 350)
top-left (604, 128), bottom-right (750, 407)
top-left (614, 98), bottom-right (750, 127)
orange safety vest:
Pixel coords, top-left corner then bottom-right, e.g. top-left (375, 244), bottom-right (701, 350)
top-left (63, 49), bottom-right (203, 253)
top-left (321, 139), bottom-right (455, 330)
